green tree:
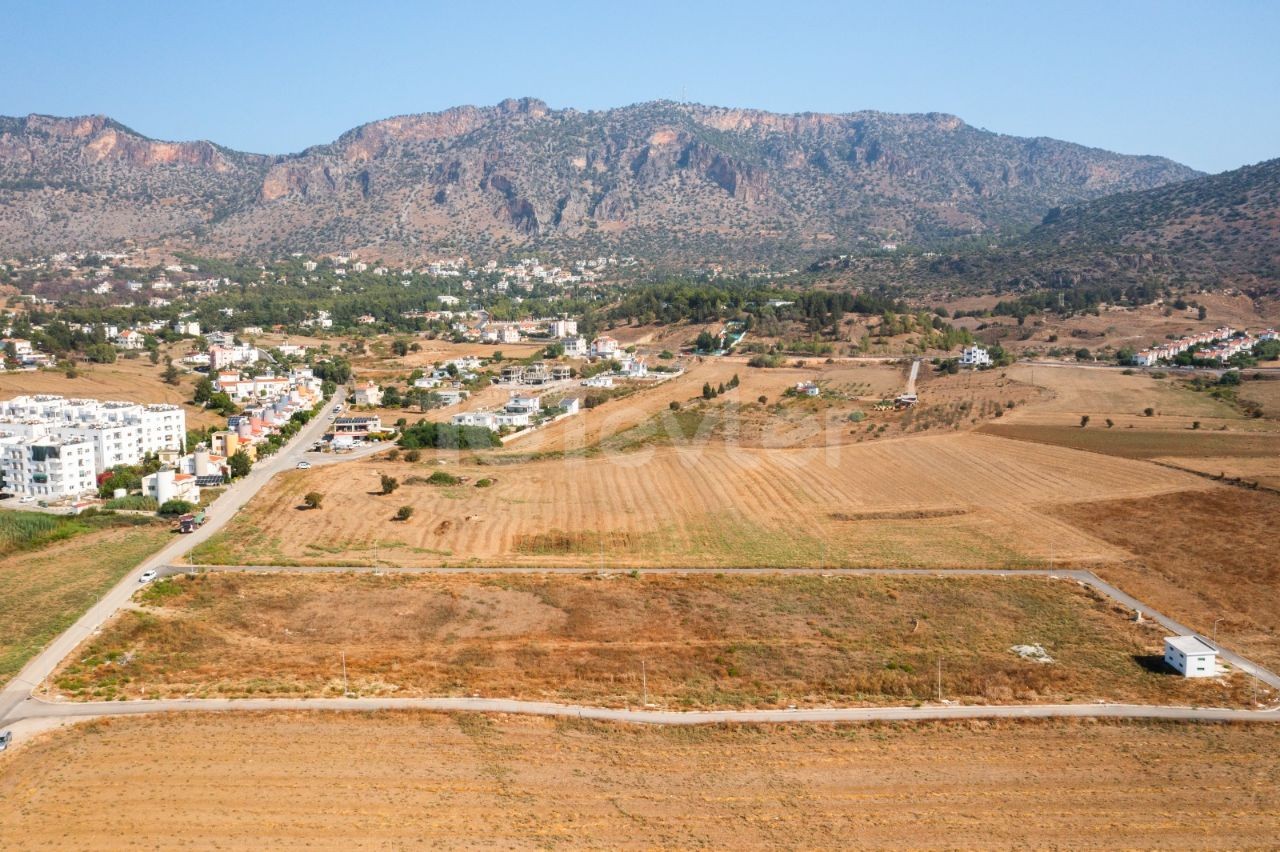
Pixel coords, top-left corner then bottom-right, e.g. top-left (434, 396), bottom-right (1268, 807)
top-left (380, 474), bottom-right (399, 495)
top-left (395, 505), bottom-right (414, 521)
top-left (303, 491), bottom-right (323, 510)
top-left (702, 382), bottom-right (714, 400)
top-left (1080, 415), bottom-right (1091, 428)
top-left (162, 360), bottom-right (181, 386)
top-left (193, 377), bottom-right (214, 404)
top-left (228, 450), bottom-right (252, 479)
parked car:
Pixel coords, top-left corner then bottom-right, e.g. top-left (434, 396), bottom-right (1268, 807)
top-left (296, 461), bottom-right (312, 470)
top-left (18, 495), bottom-right (34, 503)
top-left (139, 569), bottom-right (158, 583)
top-left (0, 730), bottom-right (12, 751)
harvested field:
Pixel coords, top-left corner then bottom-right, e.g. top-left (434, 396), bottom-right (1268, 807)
top-left (2, 712), bottom-right (1277, 849)
top-left (189, 433), bottom-right (1206, 568)
top-left (0, 521), bottom-right (171, 683)
top-left (980, 422), bottom-right (1280, 459)
top-left (1054, 488), bottom-right (1280, 670)
top-left (52, 572), bottom-right (1249, 707)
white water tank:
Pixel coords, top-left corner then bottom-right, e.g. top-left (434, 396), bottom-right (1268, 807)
top-left (153, 468), bottom-right (176, 505)
top-left (194, 446), bottom-right (212, 477)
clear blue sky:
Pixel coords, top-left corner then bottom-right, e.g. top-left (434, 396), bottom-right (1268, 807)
top-left (3, 0), bottom-right (1277, 173)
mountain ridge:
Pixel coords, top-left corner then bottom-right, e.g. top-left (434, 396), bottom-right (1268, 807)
top-left (0, 99), bottom-right (1202, 264)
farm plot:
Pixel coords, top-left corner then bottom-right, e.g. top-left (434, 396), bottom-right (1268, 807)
top-left (1054, 488), bottom-right (1280, 671)
top-left (980, 422), bottom-right (1280, 460)
top-left (3, 713), bottom-right (1277, 849)
top-left (50, 572), bottom-right (1251, 708)
top-left (190, 433), bottom-right (1204, 569)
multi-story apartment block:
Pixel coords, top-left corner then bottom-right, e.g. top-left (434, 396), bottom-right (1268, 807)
top-left (0, 396), bottom-right (187, 497)
top-left (0, 434), bottom-right (97, 499)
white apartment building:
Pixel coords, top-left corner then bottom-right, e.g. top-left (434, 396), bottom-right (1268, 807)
top-left (0, 434), bottom-right (97, 499)
top-left (0, 395), bottom-right (186, 481)
top-left (551, 319), bottom-right (578, 338)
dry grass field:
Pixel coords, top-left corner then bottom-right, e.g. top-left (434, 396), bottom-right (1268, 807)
top-left (1055, 488), bottom-right (1280, 671)
top-left (2, 712), bottom-right (1277, 849)
top-left (0, 350), bottom-right (223, 429)
top-left (51, 572), bottom-right (1253, 708)
top-left (1003, 364), bottom-right (1246, 427)
top-left (0, 522), bottom-right (171, 683)
top-left (189, 431), bottom-right (1206, 569)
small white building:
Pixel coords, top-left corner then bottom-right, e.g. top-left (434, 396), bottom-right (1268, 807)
top-left (1164, 635), bottom-right (1218, 678)
top-left (142, 468), bottom-right (201, 505)
top-left (959, 345), bottom-right (992, 368)
top-left (352, 381), bottom-right (383, 407)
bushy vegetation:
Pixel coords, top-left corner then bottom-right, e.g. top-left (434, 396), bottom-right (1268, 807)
top-left (398, 420), bottom-right (501, 450)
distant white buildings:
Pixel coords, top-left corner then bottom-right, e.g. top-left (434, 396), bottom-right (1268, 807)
top-left (590, 335), bottom-right (619, 358)
top-left (114, 329), bottom-right (146, 350)
top-left (551, 319), bottom-right (578, 338)
top-left (1164, 636), bottom-right (1218, 678)
top-left (960, 345), bottom-right (992, 368)
top-left (563, 337), bottom-right (589, 358)
top-left (209, 344), bottom-right (260, 371)
top-left (1132, 327), bottom-right (1276, 366)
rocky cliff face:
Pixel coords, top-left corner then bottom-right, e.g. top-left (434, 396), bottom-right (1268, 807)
top-left (0, 100), bottom-right (1202, 263)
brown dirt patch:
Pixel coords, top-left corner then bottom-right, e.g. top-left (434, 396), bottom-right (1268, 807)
top-left (1054, 488), bottom-right (1280, 670)
top-left (2, 712), bottom-right (1277, 849)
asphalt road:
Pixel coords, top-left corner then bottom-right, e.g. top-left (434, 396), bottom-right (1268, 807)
top-left (0, 387), bottom-right (348, 725)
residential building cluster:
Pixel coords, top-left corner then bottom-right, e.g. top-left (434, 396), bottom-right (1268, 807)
top-left (0, 395), bottom-right (186, 499)
top-left (1134, 328), bottom-right (1278, 366)
top-left (210, 367), bottom-right (324, 462)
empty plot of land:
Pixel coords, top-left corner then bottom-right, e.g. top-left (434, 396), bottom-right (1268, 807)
top-left (190, 433), bottom-right (1204, 568)
top-left (981, 422), bottom-right (1280, 459)
top-left (1005, 365), bottom-right (1242, 426)
top-left (52, 572), bottom-right (1249, 708)
top-left (2, 712), bottom-right (1277, 849)
top-left (1054, 488), bottom-right (1280, 671)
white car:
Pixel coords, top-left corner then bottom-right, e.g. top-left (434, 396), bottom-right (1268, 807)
top-left (296, 461), bottom-right (312, 470)
top-left (138, 570), bottom-right (158, 584)
top-left (18, 495), bottom-right (35, 504)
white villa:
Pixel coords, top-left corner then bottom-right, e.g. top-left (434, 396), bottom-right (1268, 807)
top-left (960, 345), bottom-right (992, 368)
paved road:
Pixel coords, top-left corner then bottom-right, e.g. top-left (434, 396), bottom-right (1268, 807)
top-left (0, 387), bottom-right (349, 725)
top-left (6, 695), bottom-right (1277, 727)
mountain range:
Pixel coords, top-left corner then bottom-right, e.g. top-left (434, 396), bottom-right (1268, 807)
top-left (0, 99), bottom-right (1202, 265)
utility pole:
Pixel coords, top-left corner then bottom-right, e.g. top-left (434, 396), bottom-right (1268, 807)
top-left (937, 657), bottom-right (943, 702)
top-left (342, 651), bottom-right (349, 696)
top-left (1213, 617), bottom-right (1223, 647)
